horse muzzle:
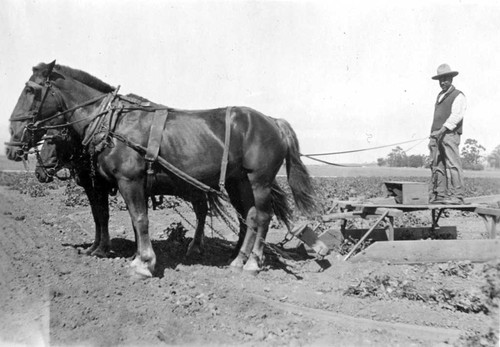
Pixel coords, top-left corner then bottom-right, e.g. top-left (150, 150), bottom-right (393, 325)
top-left (35, 167), bottom-right (55, 183)
top-left (5, 144), bottom-right (27, 162)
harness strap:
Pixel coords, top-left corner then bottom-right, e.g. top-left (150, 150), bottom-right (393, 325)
top-left (145, 110), bottom-right (169, 208)
top-left (145, 109), bottom-right (169, 162)
top-left (219, 107), bottom-right (232, 191)
top-left (82, 92), bottom-right (117, 146)
top-left (110, 131), bottom-right (224, 198)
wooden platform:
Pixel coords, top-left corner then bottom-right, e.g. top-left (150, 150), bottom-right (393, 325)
top-left (322, 199), bottom-right (500, 263)
top-left (335, 201), bottom-right (500, 239)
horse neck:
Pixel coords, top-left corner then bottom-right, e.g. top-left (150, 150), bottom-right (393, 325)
top-left (56, 80), bottom-right (110, 137)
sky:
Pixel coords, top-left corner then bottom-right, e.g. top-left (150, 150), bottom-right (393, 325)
top-left (1, 0), bottom-right (499, 165)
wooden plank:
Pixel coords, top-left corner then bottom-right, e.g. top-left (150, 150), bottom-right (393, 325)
top-left (342, 226), bottom-right (457, 241)
top-left (338, 201), bottom-right (482, 213)
top-left (359, 207), bottom-right (403, 217)
top-left (475, 206), bottom-right (500, 217)
top-left (322, 208), bottom-right (402, 222)
top-left (322, 211), bottom-right (363, 221)
top-left (350, 239), bottom-right (500, 264)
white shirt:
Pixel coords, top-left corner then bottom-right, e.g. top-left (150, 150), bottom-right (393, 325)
top-left (438, 87), bottom-right (467, 131)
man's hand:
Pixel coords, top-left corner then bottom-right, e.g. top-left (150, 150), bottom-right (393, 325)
top-left (430, 127), bottom-right (447, 140)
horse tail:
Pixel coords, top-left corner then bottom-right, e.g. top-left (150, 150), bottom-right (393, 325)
top-left (274, 118), bottom-right (318, 217)
top-left (270, 180), bottom-right (293, 231)
top-left (206, 192), bottom-right (225, 218)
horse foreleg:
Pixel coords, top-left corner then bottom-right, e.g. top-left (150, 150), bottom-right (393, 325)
top-left (80, 175), bottom-right (110, 258)
top-left (118, 179), bottom-right (156, 279)
top-left (186, 197), bottom-right (207, 258)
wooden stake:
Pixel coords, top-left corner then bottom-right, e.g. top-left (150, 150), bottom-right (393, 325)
top-left (343, 210), bottom-right (389, 261)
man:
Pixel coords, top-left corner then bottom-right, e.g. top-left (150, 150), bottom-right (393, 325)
top-left (429, 63), bottom-right (466, 205)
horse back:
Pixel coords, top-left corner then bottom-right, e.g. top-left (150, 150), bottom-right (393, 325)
top-left (102, 106), bottom-right (286, 185)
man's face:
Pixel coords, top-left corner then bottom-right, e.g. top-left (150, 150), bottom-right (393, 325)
top-left (438, 76), bottom-right (453, 92)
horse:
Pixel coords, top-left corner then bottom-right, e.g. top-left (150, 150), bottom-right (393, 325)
top-left (34, 127), bottom-right (116, 258)
top-left (6, 61), bottom-right (317, 278)
top-left (33, 126), bottom-right (251, 260)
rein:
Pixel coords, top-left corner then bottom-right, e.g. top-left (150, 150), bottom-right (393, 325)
top-left (35, 93), bottom-right (108, 129)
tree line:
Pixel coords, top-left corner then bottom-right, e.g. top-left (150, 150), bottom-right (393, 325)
top-left (377, 139), bottom-right (500, 170)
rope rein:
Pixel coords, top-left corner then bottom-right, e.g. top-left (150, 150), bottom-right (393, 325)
top-left (301, 137), bottom-right (429, 157)
top-left (301, 136), bottom-right (429, 167)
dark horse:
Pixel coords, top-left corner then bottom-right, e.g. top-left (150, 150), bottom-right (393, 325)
top-left (7, 61), bottom-right (317, 278)
top-left (34, 127), bottom-right (115, 258)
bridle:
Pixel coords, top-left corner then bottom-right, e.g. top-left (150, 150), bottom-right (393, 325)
top-left (7, 74), bottom-right (109, 153)
top-left (7, 71), bottom-right (112, 177)
top-left (6, 77), bottom-right (65, 151)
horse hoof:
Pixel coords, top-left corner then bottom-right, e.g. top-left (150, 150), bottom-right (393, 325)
top-left (90, 248), bottom-right (108, 258)
top-left (84, 245), bottom-right (98, 256)
top-left (129, 268), bottom-right (153, 281)
top-left (243, 255), bottom-right (262, 274)
top-left (186, 244), bottom-right (203, 258)
top-left (229, 264), bottom-right (243, 273)
top-left (229, 257), bottom-right (245, 269)
top-left (242, 268), bottom-right (259, 276)
top-left (130, 257), bottom-right (154, 279)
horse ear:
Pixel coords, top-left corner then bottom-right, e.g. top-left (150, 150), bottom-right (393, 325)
top-left (44, 60), bottom-right (57, 77)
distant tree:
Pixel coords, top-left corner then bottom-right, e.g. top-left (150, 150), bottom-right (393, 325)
top-left (377, 157), bottom-right (387, 167)
top-left (487, 145), bottom-right (500, 169)
top-left (387, 146), bottom-right (408, 167)
top-left (461, 138), bottom-right (485, 170)
top-left (407, 154), bottom-right (426, 168)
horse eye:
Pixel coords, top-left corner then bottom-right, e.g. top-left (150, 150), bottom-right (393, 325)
top-left (25, 87), bottom-right (34, 94)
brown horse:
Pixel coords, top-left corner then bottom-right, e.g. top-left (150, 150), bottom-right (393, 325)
top-left (7, 61), bottom-right (317, 278)
top-left (34, 127), bottom-right (115, 258)
top-left (34, 126), bottom-right (239, 259)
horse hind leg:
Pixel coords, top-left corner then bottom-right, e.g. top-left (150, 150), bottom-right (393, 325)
top-left (225, 177), bottom-right (256, 270)
top-left (242, 184), bottom-right (273, 274)
top-left (186, 195), bottom-right (208, 258)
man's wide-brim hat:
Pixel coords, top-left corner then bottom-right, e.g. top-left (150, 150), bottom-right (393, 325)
top-left (432, 63), bottom-right (459, 80)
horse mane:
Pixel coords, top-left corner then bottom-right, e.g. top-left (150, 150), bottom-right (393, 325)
top-left (33, 62), bottom-right (116, 93)
top-left (125, 93), bottom-right (150, 103)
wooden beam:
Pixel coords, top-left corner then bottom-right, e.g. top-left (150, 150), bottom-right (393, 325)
top-left (350, 239), bottom-right (500, 264)
top-left (475, 206), bottom-right (500, 217)
top-left (342, 226), bottom-right (457, 241)
top-left (322, 208), bottom-right (402, 222)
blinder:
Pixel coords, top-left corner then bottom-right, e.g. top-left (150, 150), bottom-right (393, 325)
top-left (7, 78), bottom-right (65, 149)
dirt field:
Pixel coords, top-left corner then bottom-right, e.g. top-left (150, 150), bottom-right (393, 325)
top-left (0, 177), bottom-right (499, 347)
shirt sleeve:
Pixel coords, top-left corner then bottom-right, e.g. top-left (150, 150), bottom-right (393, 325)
top-left (444, 93), bottom-right (466, 131)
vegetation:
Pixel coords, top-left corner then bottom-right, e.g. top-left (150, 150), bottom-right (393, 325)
top-left (377, 138), bottom-right (499, 171)
top-left (461, 138), bottom-right (486, 171)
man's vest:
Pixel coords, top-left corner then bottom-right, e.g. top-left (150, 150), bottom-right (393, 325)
top-left (431, 86), bottom-right (463, 134)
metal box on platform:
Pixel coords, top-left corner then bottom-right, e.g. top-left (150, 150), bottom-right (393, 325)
top-left (384, 181), bottom-right (428, 205)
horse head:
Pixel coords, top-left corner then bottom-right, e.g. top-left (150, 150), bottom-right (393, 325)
top-left (35, 128), bottom-right (77, 183)
top-left (6, 61), bottom-right (115, 162)
top-left (6, 60), bottom-right (64, 161)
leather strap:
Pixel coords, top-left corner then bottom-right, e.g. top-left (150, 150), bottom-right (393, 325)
top-left (145, 109), bottom-right (168, 162)
top-left (82, 92), bottom-right (116, 146)
top-left (219, 107), bottom-right (232, 191)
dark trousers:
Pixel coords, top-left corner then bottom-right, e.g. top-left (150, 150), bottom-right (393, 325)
top-left (428, 132), bottom-right (464, 200)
